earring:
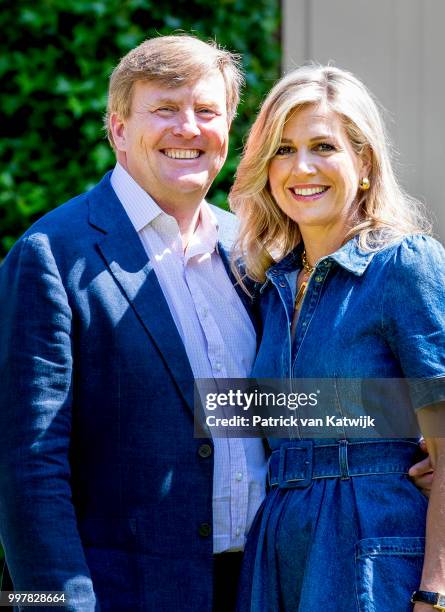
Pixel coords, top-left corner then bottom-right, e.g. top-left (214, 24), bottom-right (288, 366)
top-left (359, 177), bottom-right (370, 190)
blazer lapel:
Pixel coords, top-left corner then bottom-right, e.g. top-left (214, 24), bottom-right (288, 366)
top-left (87, 173), bottom-right (195, 412)
top-left (210, 204), bottom-right (261, 334)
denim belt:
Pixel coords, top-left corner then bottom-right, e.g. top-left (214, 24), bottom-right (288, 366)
top-left (268, 440), bottom-right (421, 489)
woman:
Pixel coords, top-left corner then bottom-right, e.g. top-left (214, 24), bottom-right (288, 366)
top-left (230, 65), bottom-right (445, 611)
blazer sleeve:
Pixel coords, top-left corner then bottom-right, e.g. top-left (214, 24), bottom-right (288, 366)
top-left (0, 233), bottom-right (97, 611)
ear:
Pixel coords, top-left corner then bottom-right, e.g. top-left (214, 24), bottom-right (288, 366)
top-left (359, 145), bottom-right (373, 179)
top-left (110, 112), bottom-right (127, 152)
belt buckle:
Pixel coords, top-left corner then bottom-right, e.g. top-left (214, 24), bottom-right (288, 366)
top-left (278, 441), bottom-right (313, 488)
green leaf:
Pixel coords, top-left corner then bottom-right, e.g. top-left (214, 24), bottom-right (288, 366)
top-left (0, 0), bottom-right (281, 258)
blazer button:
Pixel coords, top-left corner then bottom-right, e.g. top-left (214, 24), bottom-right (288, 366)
top-left (198, 523), bottom-right (212, 538)
top-left (198, 444), bottom-right (212, 458)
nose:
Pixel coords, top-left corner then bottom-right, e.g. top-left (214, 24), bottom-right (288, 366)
top-left (171, 110), bottom-right (201, 138)
top-left (292, 150), bottom-right (316, 176)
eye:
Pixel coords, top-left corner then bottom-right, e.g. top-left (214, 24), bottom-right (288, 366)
top-left (153, 107), bottom-right (176, 115)
top-left (196, 108), bottom-right (218, 117)
top-left (274, 145), bottom-right (295, 156)
top-left (313, 142), bottom-right (336, 153)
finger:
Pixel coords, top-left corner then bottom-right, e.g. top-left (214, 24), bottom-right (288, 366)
top-left (411, 473), bottom-right (434, 498)
top-left (414, 472), bottom-right (434, 487)
top-left (408, 457), bottom-right (433, 476)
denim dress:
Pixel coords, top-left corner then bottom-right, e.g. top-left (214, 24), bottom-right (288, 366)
top-left (237, 235), bottom-right (445, 612)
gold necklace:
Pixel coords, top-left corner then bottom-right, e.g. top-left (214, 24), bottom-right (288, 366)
top-left (294, 250), bottom-right (315, 310)
top-left (302, 250), bottom-right (315, 275)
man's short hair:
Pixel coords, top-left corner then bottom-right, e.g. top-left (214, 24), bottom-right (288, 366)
top-left (105, 34), bottom-right (244, 149)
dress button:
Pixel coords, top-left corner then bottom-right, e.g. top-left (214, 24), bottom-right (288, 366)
top-left (198, 523), bottom-right (212, 537)
top-left (198, 443), bottom-right (212, 458)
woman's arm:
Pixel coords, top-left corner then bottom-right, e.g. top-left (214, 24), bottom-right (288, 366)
top-left (414, 405), bottom-right (445, 611)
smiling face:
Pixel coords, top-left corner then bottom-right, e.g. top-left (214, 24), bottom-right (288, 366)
top-left (268, 104), bottom-right (370, 245)
top-left (110, 72), bottom-right (229, 213)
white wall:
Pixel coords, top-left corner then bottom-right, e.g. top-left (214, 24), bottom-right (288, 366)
top-left (282, 0), bottom-right (445, 241)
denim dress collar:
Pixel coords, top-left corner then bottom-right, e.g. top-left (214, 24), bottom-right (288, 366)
top-left (264, 235), bottom-right (378, 282)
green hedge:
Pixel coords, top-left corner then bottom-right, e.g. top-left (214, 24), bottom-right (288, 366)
top-left (0, 0), bottom-right (281, 257)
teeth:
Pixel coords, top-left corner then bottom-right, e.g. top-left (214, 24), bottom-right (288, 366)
top-left (163, 149), bottom-right (200, 159)
top-left (293, 186), bottom-right (327, 196)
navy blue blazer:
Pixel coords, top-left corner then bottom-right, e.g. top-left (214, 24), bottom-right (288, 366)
top-left (0, 173), bottom-right (256, 611)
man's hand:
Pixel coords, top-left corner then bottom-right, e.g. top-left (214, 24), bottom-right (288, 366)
top-left (408, 438), bottom-right (434, 497)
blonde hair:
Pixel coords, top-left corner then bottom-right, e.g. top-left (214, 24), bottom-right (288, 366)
top-left (105, 34), bottom-right (244, 149)
top-left (229, 64), bottom-right (430, 282)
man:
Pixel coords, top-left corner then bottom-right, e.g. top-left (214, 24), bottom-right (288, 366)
top-left (0, 34), bottom-right (433, 612)
top-left (0, 35), bottom-right (266, 611)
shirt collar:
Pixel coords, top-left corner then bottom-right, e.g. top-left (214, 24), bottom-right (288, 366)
top-left (186, 200), bottom-right (219, 259)
top-left (328, 237), bottom-right (377, 275)
top-left (110, 162), bottom-right (219, 256)
top-left (268, 235), bottom-right (377, 277)
top-left (110, 162), bottom-right (162, 231)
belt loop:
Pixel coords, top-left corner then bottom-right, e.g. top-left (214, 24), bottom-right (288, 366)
top-left (339, 439), bottom-right (350, 480)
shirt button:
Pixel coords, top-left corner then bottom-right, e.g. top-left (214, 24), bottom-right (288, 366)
top-left (201, 308), bottom-right (208, 318)
top-left (235, 527), bottom-right (241, 536)
top-left (215, 362), bottom-right (222, 372)
top-left (198, 523), bottom-right (212, 538)
top-left (235, 472), bottom-right (243, 481)
top-left (198, 444), bottom-right (212, 458)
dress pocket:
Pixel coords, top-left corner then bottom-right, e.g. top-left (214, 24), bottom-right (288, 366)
top-left (355, 537), bottom-right (424, 612)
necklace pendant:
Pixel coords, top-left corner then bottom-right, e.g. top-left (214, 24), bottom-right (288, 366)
top-left (294, 281), bottom-right (307, 310)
